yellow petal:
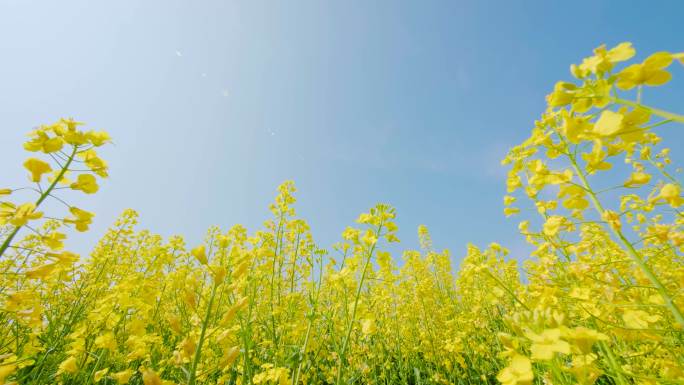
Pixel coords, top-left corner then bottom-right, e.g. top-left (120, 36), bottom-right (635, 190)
top-left (594, 110), bottom-right (623, 136)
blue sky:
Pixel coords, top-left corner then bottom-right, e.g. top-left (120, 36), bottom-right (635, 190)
top-left (1, 0), bottom-right (683, 264)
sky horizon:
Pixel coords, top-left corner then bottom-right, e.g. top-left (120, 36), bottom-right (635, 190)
top-left (1, 0), bottom-right (683, 266)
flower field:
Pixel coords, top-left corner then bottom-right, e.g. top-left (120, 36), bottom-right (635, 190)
top-left (1, 43), bottom-right (684, 385)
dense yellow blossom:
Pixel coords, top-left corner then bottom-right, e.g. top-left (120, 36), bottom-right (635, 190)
top-left (1, 43), bottom-right (684, 385)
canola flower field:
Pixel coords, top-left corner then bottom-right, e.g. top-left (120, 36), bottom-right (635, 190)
top-left (1, 43), bottom-right (684, 385)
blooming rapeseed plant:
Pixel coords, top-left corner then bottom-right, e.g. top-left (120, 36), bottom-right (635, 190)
top-left (1, 42), bottom-right (683, 385)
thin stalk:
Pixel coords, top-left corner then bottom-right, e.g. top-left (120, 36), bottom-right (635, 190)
top-left (611, 97), bottom-right (684, 124)
top-left (292, 256), bottom-right (323, 385)
top-left (188, 281), bottom-right (219, 385)
top-left (0, 145), bottom-right (78, 258)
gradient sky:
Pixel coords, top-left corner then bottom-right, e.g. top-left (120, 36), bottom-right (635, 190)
top-left (2, 0), bottom-right (683, 264)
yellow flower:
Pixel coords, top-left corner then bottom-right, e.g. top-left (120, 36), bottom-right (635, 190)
top-left (42, 231), bottom-right (66, 250)
top-left (94, 368), bottom-right (109, 382)
top-left (60, 117), bottom-right (85, 131)
top-left (542, 216), bottom-right (566, 237)
top-left (624, 172), bottom-right (651, 187)
top-left (547, 81), bottom-right (577, 107)
top-left (558, 184), bottom-right (589, 210)
top-left (0, 202), bottom-right (43, 227)
top-left (222, 346), bottom-right (240, 369)
top-left (658, 183), bottom-right (682, 207)
top-left (24, 129), bottom-right (64, 153)
top-left (79, 149), bottom-right (109, 177)
top-left (191, 244), bottom-right (208, 264)
top-left (52, 251), bottom-right (80, 264)
top-left (601, 210), bottom-right (621, 231)
top-left (57, 356), bottom-right (78, 375)
top-left (253, 366), bottom-right (291, 385)
top-left (560, 110), bottom-right (592, 143)
top-left (362, 230), bottom-right (377, 246)
top-left (581, 141), bottom-right (612, 172)
top-left (212, 265), bottom-right (227, 284)
top-left (623, 310), bottom-right (660, 329)
top-left (497, 354), bottom-right (534, 385)
top-left (111, 369), bottom-right (134, 384)
top-left (23, 158), bottom-right (53, 183)
top-left (563, 327), bottom-right (609, 354)
top-left (141, 368), bottom-right (162, 385)
top-left (0, 188), bottom-right (11, 196)
top-left (70, 173), bottom-right (99, 194)
top-left (63, 206), bottom-right (95, 232)
top-left (0, 361), bottom-right (17, 384)
top-left (25, 263), bottom-right (58, 280)
top-left (94, 332), bottom-right (117, 351)
top-left (593, 110), bottom-right (623, 137)
top-left (617, 52), bottom-right (674, 90)
top-left (86, 130), bottom-right (112, 146)
top-left (526, 328), bottom-right (570, 361)
top-left (361, 318), bottom-right (376, 335)
top-left (572, 42), bottom-right (635, 77)
top-left (60, 122), bottom-right (89, 146)
top-left (504, 207), bottom-right (520, 217)
top-left (342, 227), bottom-right (360, 241)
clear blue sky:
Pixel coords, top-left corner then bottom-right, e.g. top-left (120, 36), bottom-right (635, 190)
top-left (1, 0), bottom-right (683, 262)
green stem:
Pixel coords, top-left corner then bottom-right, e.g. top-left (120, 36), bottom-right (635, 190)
top-left (188, 281), bottom-right (219, 385)
top-left (597, 341), bottom-right (629, 385)
top-left (292, 256), bottom-right (322, 385)
top-left (611, 97), bottom-right (684, 124)
top-left (0, 146), bottom-right (78, 258)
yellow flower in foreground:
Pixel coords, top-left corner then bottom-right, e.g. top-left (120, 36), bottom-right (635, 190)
top-left (111, 369), bottom-right (134, 384)
top-left (563, 327), bottom-right (609, 354)
top-left (141, 368), bottom-right (162, 385)
top-left (659, 183), bottom-right (682, 207)
top-left (23, 157), bottom-right (52, 183)
top-left (526, 328), bottom-right (570, 361)
top-left (222, 346), bottom-right (240, 369)
top-left (94, 368), bottom-right (109, 382)
top-left (623, 310), bottom-right (660, 329)
top-left (0, 361), bottom-right (17, 384)
top-left (24, 129), bottom-right (64, 153)
top-left (617, 52), bottom-right (674, 90)
top-left (361, 318), bottom-right (376, 335)
top-left (57, 356), bottom-right (78, 375)
top-left (573, 42), bottom-right (635, 77)
top-left (497, 354), bottom-right (533, 385)
top-left (52, 250), bottom-right (80, 264)
top-left (593, 110), bottom-right (623, 137)
top-left (25, 263), bottom-right (58, 280)
top-left (0, 202), bottom-right (43, 227)
top-left (94, 332), bottom-right (117, 351)
top-left (70, 173), bottom-right (99, 194)
top-left (191, 244), bottom-right (208, 264)
top-left (42, 231), bottom-right (66, 250)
